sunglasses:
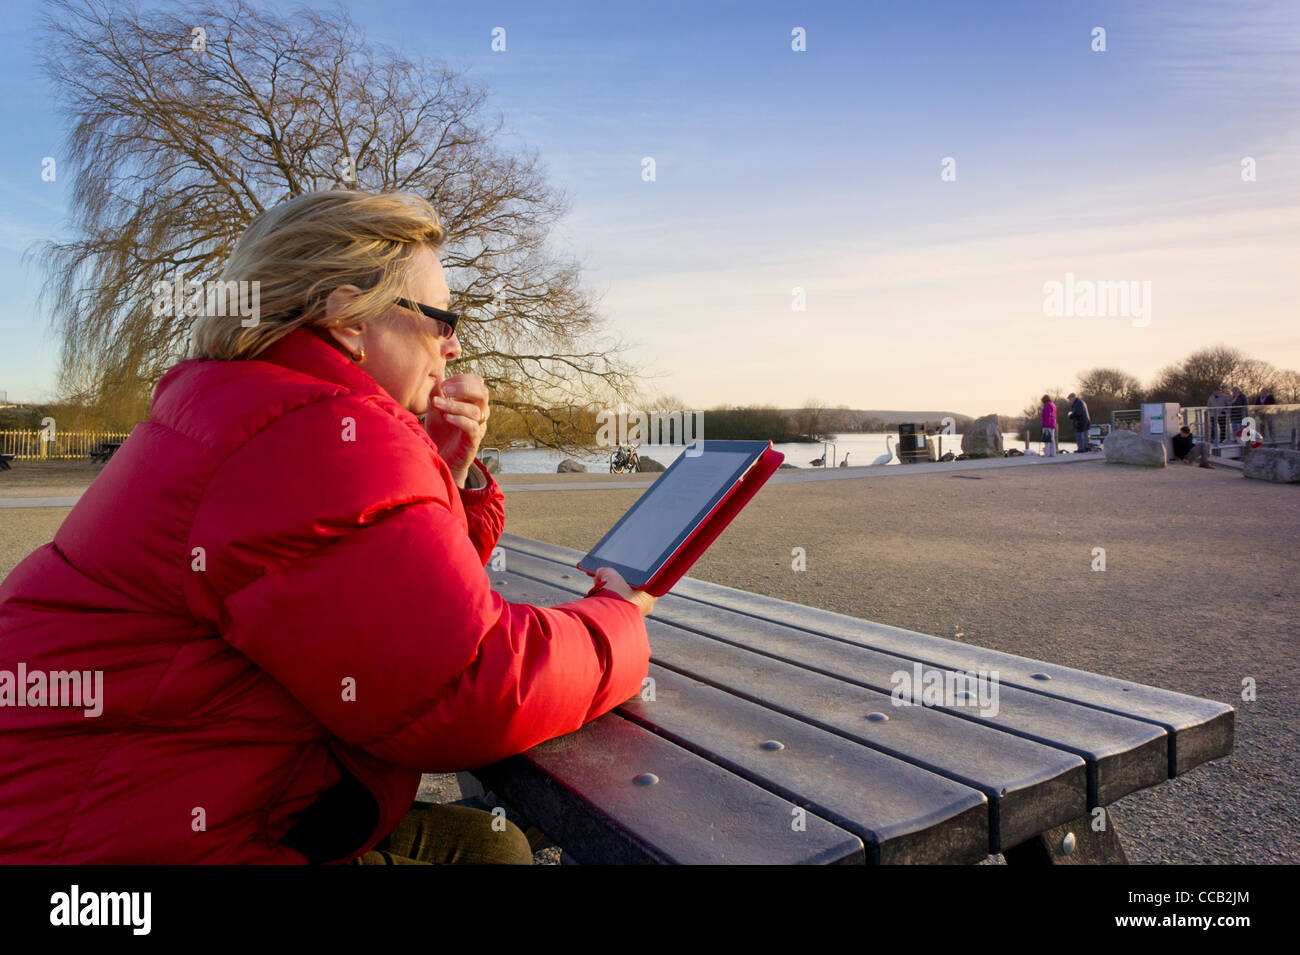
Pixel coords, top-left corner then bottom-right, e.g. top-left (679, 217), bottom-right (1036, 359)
top-left (394, 297), bottom-right (459, 339)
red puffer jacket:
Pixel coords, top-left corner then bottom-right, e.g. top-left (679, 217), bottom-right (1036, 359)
top-left (0, 327), bottom-right (650, 863)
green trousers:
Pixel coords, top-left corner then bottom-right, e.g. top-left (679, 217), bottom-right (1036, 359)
top-left (351, 801), bottom-right (534, 865)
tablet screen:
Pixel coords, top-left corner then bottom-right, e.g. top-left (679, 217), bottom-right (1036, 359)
top-left (582, 441), bottom-right (769, 584)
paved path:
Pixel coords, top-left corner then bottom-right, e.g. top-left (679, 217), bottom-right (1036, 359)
top-left (497, 452), bottom-right (1099, 493)
top-left (0, 453), bottom-right (1103, 507)
top-left (0, 496), bottom-right (83, 509)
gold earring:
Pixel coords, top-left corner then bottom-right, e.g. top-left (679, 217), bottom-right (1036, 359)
top-left (350, 346), bottom-right (366, 363)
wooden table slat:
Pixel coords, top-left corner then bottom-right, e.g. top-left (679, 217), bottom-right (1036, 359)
top-left (474, 712), bottom-right (866, 864)
top-left (499, 534), bottom-right (1235, 777)
top-left (623, 664), bottom-right (990, 864)
top-left (503, 545), bottom-right (1170, 808)
top-left (489, 566), bottom-right (1085, 852)
top-left (645, 590), bottom-right (1166, 806)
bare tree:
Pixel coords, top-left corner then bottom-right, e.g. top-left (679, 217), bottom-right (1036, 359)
top-left (1147, 345), bottom-right (1246, 405)
top-left (1076, 367), bottom-right (1144, 406)
top-left (792, 398), bottom-right (829, 440)
top-left (32, 0), bottom-right (640, 438)
top-left (1235, 358), bottom-right (1283, 400)
top-left (1072, 366), bottom-right (1144, 428)
top-left (1271, 369), bottom-right (1300, 403)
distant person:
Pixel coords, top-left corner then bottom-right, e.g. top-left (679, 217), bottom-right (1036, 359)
top-left (1040, 394), bottom-right (1057, 457)
top-left (1171, 426), bottom-right (1213, 468)
top-left (1229, 386), bottom-right (1248, 437)
top-left (1206, 387), bottom-right (1230, 443)
top-left (1256, 386), bottom-right (1276, 439)
top-left (1066, 392), bottom-right (1090, 452)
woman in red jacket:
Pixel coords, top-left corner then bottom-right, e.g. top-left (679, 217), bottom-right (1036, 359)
top-left (0, 190), bottom-right (655, 864)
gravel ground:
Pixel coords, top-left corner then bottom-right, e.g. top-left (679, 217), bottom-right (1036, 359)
top-left (3, 457), bottom-right (1295, 864)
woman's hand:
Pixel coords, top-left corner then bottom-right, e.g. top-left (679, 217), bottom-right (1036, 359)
top-left (592, 567), bottom-right (657, 618)
top-left (425, 374), bottom-right (489, 486)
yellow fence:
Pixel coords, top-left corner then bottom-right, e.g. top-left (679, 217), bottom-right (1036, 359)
top-left (0, 430), bottom-right (132, 460)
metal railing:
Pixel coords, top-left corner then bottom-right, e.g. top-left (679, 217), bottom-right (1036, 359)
top-left (1178, 404), bottom-right (1299, 449)
top-left (1111, 409), bottom-right (1141, 433)
top-left (0, 430), bottom-right (132, 460)
top-left (1110, 405), bottom-right (1298, 451)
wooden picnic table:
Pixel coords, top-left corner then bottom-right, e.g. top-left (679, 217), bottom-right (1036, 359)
top-left (469, 533), bottom-right (1235, 865)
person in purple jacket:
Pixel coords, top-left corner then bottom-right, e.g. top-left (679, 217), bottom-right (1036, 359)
top-left (1040, 394), bottom-right (1058, 456)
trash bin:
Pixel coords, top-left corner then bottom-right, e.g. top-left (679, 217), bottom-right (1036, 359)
top-left (897, 423), bottom-right (927, 464)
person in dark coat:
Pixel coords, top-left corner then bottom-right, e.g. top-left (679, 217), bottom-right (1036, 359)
top-left (1256, 386), bottom-right (1276, 439)
top-left (1066, 393), bottom-right (1090, 452)
top-left (1229, 386), bottom-right (1248, 437)
top-left (1171, 426), bottom-right (1212, 468)
top-left (1206, 387), bottom-right (1230, 443)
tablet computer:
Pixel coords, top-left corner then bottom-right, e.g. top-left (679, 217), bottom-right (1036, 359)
top-left (577, 439), bottom-right (782, 592)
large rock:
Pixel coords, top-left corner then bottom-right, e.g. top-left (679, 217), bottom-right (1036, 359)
top-left (1243, 447), bottom-right (1300, 483)
top-left (1103, 430), bottom-right (1167, 467)
top-left (961, 414), bottom-right (1003, 458)
top-left (635, 455), bottom-right (666, 472)
top-left (557, 458), bottom-right (587, 473)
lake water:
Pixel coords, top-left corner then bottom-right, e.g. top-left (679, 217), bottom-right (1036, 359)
top-left (483, 433), bottom-right (1044, 474)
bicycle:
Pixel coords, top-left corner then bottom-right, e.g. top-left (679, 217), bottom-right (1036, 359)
top-left (609, 443), bottom-right (640, 474)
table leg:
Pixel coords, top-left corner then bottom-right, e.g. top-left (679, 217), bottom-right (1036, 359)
top-left (1002, 808), bottom-right (1128, 864)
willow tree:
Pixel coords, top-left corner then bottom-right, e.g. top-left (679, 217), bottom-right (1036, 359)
top-left (34, 0), bottom-right (639, 441)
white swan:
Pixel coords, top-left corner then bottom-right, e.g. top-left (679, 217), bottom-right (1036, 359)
top-left (869, 436), bottom-right (894, 467)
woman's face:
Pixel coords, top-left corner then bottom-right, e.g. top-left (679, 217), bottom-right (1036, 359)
top-left (327, 245), bottom-right (460, 415)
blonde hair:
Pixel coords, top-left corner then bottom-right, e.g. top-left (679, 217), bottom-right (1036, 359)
top-left (190, 190), bottom-right (446, 360)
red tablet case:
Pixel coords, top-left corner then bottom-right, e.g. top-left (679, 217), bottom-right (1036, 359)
top-left (582, 442), bottom-right (785, 597)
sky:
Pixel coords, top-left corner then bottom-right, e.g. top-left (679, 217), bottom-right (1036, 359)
top-left (1, 0), bottom-right (1297, 417)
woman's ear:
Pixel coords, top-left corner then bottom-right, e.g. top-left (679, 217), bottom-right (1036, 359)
top-left (323, 286), bottom-right (364, 352)
top-left (326, 322), bottom-right (363, 353)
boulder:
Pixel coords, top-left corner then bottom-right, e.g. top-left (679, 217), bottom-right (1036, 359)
top-left (1103, 430), bottom-right (1167, 467)
top-left (961, 414), bottom-right (1003, 458)
top-left (778, 462), bottom-right (797, 469)
top-left (635, 455), bottom-right (666, 472)
top-left (557, 458), bottom-right (587, 473)
top-left (1243, 447), bottom-right (1300, 484)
